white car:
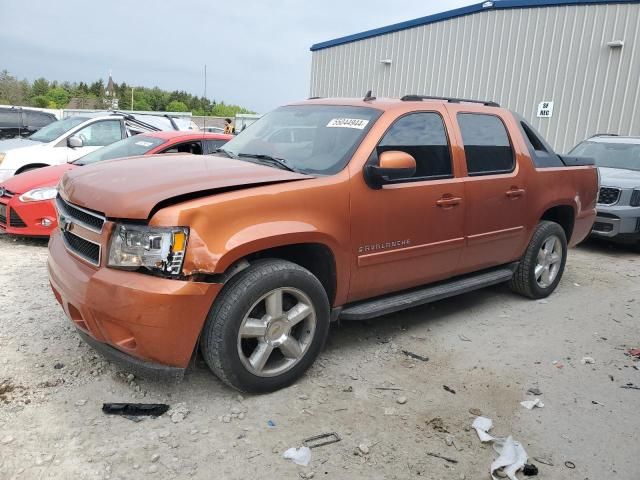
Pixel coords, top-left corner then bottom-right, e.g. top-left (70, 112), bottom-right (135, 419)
top-left (0, 113), bottom-right (186, 182)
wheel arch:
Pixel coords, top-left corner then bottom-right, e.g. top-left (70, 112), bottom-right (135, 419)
top-left (185, 227), bottom-right (344, 306)
top-left (539, 204), bottom-right (575, 242)
top-left (15, 163), bottom-right (51, 174)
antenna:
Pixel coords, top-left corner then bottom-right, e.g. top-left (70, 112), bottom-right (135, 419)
top-left (363, 90), bottom-right (376, 102)
top-left (203, 64), bottom-right (207, 134)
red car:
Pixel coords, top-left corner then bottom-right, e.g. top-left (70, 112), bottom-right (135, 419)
top-left (0, 131), bottom-right (232, 236)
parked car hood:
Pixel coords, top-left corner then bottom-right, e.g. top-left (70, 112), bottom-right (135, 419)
top-left (1, 164), bottom-right (74, 194)
top-left (599, 167), bottom-right (640, 189)
top-left (59, 154), bottom-right (311, 220)
top-left (0, 137), bottom-right (45, 152)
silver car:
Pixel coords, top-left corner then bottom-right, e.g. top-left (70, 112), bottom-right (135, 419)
top-left (569, 135), bottom-right (640, 247)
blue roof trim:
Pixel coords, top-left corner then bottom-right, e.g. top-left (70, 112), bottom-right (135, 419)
top-left (310, 0), bottom-right (640, 51)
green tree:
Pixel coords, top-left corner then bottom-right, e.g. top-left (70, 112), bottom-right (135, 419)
top-left (31, 77), bottom-right (49, 97)
top-left (166, 100), bottom-right (189, 112)
top-left (89, 79), bottom-right (104, 98)
top-left (32, 95), bottom-right (49, 108)
top-left (0, 70), bottom-right (29, 105)
top-left (45, 87), bottom-right (70, 108)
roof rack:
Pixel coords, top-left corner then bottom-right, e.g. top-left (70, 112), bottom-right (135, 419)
top-left (591, 133), bottom-right (618, 137)
top-left (400, 95), bottom-right (500, 107)
top-left (110, 111), bottom-right (173, 132)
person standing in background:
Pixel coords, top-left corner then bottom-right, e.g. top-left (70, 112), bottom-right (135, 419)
top-left (224, 118), bottom-right (235, 135)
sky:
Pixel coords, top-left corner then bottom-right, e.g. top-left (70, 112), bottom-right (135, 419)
top-left (0, 0), bottom-right (472, 113)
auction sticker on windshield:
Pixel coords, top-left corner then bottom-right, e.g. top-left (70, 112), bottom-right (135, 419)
top-left (326, 118), bottom-right (370, 129)
top-left (135, 141), bottom-right (154, 147)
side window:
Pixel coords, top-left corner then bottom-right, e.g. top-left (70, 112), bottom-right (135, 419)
top-left (205, 139), bottom-right (227, 153)
top-left (376, 112), bottom-right (452, 180)
top-left (458, 113), bottom-right (514, 175)
top-left (161, 141), bottom-right (203, 155)
top-left (75, 120), bottom-right (123, 147)
top-left (521, 122), bottom-right (547, 152)
top-left (25, 111), bottom-right (55, 128)
top-left (0, 110), bottom-right (21, 128)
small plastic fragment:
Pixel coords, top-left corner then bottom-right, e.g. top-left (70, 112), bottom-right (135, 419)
top-left (283, 446), bottom-right (311, 466)
top-left (520, 398), bottom-right (544, 410)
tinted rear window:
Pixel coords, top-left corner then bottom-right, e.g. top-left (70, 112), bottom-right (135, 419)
top-left (458, 113), bottom-right (514, 175)
top-left (0, 110), bottom-right (22, 128)
top-left (25, 111), bottom-right (55, 127)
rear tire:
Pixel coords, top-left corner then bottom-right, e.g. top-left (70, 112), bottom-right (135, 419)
top-left (200, 259), bottom-right (330, 393)
top-left (509, 221), bottom-right (568, 299)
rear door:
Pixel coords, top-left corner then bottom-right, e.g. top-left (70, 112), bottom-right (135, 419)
top-left (449, 108), bottom-right (531, 271)
top-left (348, 109), bottom-right (466, 301)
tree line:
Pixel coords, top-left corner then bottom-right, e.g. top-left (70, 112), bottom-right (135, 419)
top-left (0, 69), bottom-right (254, 116)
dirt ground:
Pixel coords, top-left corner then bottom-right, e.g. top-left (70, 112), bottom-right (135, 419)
top-left (0, 233), bottom-right (638, 480)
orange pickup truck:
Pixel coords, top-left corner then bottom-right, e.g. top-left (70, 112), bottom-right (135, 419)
top-left (48, 96), bottom-right (598, 392)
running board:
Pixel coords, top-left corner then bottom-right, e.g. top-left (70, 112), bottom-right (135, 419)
top-left (340, 264), bottom-right (517, 321)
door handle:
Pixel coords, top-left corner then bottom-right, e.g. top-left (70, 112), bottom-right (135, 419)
top-left (436, 196), bottom-right (462, 207)
top-left (506, 188), bottom-right (526, 198)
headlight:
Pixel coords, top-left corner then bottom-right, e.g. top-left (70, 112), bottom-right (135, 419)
top-left (0, 153), bottom-right (5, 165)
top-left (19, 187), bottom-right (58, 203)
top-left (108, 224), bottom-right (188, 276)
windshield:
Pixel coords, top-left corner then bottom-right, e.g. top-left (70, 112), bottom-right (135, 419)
top-left (74, 135), bottom-right (166, 165)
top-left (570, 140), bottom-right (640, 171)
top-left (29, 116), bottom-right (88, 143)
top-left (221, 105), bottom-right (381, 175)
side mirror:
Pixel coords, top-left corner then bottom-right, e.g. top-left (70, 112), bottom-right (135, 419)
top-left (68, 135), bottom-right (83, 148)
top-left (365, 150), bottom-right (416, 188)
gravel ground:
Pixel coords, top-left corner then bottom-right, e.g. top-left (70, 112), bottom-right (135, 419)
top-left (0, 233), bottom-right (639, 479)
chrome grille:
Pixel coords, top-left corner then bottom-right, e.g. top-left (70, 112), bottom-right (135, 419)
top-left (597, 187), bottom-right (621, 206)
top-left (631, 189), bottom-right (640, 207)
top-left (55, 194), bottom-right (105, 233)
top-left (62, 230), bottom-right (101, 266)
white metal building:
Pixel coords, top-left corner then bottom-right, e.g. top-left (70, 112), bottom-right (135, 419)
top-left (309, 0), bottom-right (640, 152)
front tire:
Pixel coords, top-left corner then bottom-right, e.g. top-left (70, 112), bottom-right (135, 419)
top-left (509, 221), bottom-right (568, 299)
top-left (200, 259), bottom-right (330, 393)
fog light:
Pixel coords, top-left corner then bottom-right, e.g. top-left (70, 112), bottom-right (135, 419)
top-left (40, 218), bottom-right (53, 228)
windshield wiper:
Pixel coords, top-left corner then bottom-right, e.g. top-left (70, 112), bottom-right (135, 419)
top-left (237, 153), bottom-right (298, 173)
top-left (215, 147), bottom-right (238, 159)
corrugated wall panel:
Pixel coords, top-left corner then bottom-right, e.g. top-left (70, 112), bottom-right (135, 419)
top-left (310, 4), bottom-right (640, 152)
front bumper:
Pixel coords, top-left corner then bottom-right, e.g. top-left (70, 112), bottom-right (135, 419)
top-left (48, 231), bottom-right (223, 372)
top-left (0, 193), bottom-right (58, 236)
top-left (591, 205), bottom-right (640, 240)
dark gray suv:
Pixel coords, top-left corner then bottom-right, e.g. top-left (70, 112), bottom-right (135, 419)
top-left (0, 107), bottom-right (57, 140)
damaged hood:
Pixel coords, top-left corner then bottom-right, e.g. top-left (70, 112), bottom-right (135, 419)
top-left (59, 154), bottom-right (311, 219)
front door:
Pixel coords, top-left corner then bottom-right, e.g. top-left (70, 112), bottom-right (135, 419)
top-left (65, 119), bottom-right (124, 162)
top-left (348, 110), bottom-right (466, 302)
top-left (451, 110), bottom-right (530, 271)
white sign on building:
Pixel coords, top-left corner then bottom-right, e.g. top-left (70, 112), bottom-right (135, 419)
top-left (537, 101), bottom-right (554, 118)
